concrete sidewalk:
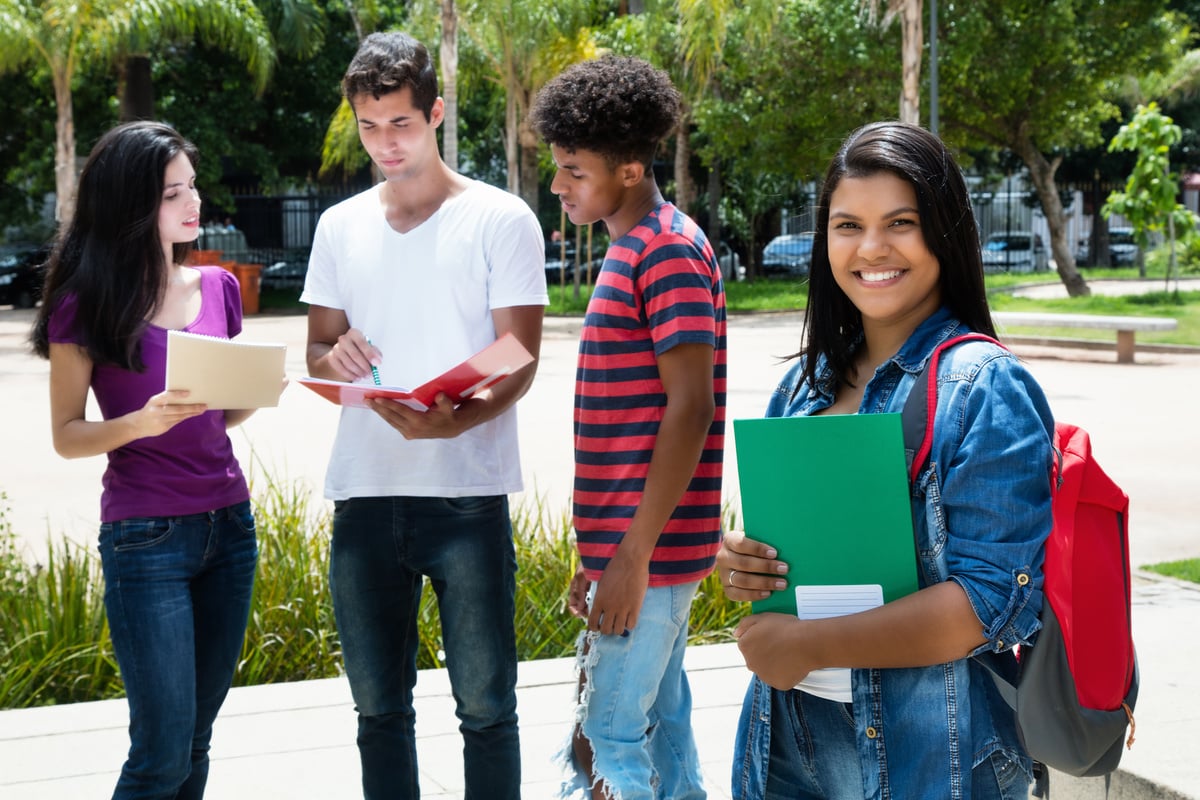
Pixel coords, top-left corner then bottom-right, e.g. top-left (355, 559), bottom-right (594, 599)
top-left (2, 305), bottom-right (1198, 798)
top-left (1, 576), bottom-right (1197, 799)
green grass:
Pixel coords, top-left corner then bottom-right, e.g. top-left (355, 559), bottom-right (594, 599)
top-left (255, 262), bottom-right (1200, 347)
top-left (547, 266), bottom-right (1200, 347)
top-left (1142, 558), bottom-right (1200, 584)
top-left (547, 276), bottom-right (813, 315)
top-left (989, 290), bottom-right (1200, 345)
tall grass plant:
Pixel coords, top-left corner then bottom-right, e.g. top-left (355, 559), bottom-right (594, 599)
top-left (0, 481), bottom-right (746, 709)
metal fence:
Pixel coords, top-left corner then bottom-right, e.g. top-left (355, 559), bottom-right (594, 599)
top-left (779, 176), bottom-right (1132, 266)
top-left (199, 185), bottom-right (366, 267)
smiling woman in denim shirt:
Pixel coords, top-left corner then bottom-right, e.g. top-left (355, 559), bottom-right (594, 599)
top-left (718, 121), bottom-right (1055, 800)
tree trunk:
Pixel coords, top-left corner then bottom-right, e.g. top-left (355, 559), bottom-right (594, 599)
top-left (504, 90), bottom-right (519, 195)
top-left (53, 72), bottom-right (76, 223)
top-left (1013, 132), bottom-right (1090, 297)
top-left (899, 0), bottom-right (923, 125)
top-left (518, 114), bottom-right (539, 213)
top-left (674, 123), bottom-right (695, 215)
top-left (440, 0), bottom-right (459, 171)
top-left (119, 55), bottom-right (156, 122)
top-left (707, 158), bottom-right (721, 242)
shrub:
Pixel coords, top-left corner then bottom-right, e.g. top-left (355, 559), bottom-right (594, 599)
top-left (0, 483), bottom-right (747, 709)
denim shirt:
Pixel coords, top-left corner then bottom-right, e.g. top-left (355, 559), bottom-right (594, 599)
top-left (733, 307), bottom-right (1055, 800)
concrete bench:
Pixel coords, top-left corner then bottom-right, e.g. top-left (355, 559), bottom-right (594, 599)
top-left (992, 311), bottom-right (1178, 364)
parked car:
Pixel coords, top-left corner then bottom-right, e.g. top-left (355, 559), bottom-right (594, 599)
top-left (981, 232), bottom-right (1049, 273)
top-left (761, 233), bottom-right (815, 276)
top-left (544, 240), bottom-right (577, 285)
top-left (0, 243), bottom-right (51, 309)
top-left (544, 240), bottom-right (605, 284)
top-left (260, 259), bottom-right (308, 292)
top-left (1076, 227), bottom-right (1138, 267)
top-left (717, 241), bottom-right (744, 282)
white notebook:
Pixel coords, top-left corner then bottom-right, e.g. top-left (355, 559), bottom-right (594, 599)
top-left (165, 330), bottom-right (287, 409)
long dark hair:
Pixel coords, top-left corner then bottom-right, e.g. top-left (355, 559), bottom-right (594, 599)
top-left (31, 121), bottom-right (199, 370)
top-left (800, 121), bottom-right (995, 393)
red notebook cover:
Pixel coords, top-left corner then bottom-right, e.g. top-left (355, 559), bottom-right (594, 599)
top-left (297, 332), bottom-right (534, 411)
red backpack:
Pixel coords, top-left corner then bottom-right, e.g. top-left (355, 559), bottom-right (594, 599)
top-left (902, 333), bottom-right (1138, 790)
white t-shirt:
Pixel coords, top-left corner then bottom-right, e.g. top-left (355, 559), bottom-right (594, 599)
top-left (300, 179), bottom-right (548, 499)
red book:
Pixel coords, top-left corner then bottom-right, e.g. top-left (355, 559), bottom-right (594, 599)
top-left (298, 332), bottom-right (534, 411)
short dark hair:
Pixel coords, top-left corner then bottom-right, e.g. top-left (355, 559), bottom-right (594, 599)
top-left (529, 55), bottom-right (680, 169)
top-left (31, 121), bottom-right (200, 369)
top-left (800, 121), bottom-right (996, 391)
top-left (342, 31), bottom-right (438, 121)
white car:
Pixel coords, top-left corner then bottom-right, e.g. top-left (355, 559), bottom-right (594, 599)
top-left (717, 241), bottom-right (744, 282)
top-left (981, 232), bottom-right (1049, 273)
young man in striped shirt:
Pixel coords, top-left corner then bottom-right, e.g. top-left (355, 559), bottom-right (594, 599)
top-left (531, 55), bottom-right (727, 800)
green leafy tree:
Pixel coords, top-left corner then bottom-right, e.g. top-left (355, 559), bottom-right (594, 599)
top-left (604, 0), bottom-right (773, 221)
top-left (1104, 102), bottom-right (1199, 286)
top-left (690, 0), bottom-right (899, 274)
top-left (456, 0), bottom-right (602, 211)
top-left (0, 0), bottom-right (275, 222)
top-left (119, 0), bottom-right (327, 122)
top-left (936, 0), bottom-right (1180, 296)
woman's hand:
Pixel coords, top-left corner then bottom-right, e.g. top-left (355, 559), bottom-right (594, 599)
top-left (716, 529), bottom-right (790, 601)
top-left (132, 389), bottom-right (208, 438)
top-left (735, 613), bottom-right (816, 690)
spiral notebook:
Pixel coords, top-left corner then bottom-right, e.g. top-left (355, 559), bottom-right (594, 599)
top-left (297, 332), bottom-right (533, 411)
top-left (165, 330), bottom-right (287, 409)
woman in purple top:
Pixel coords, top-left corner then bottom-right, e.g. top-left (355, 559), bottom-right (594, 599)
top-left (30, 121), bottom-right (259, 799)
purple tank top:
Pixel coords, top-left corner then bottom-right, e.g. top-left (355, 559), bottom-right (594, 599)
top-left (48, 267), bottom-right (250, 522)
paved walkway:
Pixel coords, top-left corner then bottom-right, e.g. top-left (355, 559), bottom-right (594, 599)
top-left (1, 300), bottom-right (1198, 798)
top-left (1009, 275), bottom-right (1200, 299)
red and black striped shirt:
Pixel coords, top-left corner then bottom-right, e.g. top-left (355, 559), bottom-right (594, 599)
top-left (573, 203), bottom-right (727, 586)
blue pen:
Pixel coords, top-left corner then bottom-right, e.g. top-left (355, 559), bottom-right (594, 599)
top-left (365, 337), bottom-right (382, 386)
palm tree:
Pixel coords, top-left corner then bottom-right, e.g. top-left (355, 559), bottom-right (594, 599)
top-left (0, 0), bottom-right (274, 223)
top-left (669, 0), bottom-right (773, 217)
top-left (862, 0), bottom-right (923, 125)
top-left (119, 0), bottom-right (326, 122)
top-left (461, 0), bottom-right (600, 209)
top-left (441, 0), bottom-right (459, 170)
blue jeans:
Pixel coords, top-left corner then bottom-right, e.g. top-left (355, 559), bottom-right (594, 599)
top-left (752, 686), bottom-right (1030, 800)
top-left (763, 690), bottom-right (865, 800)
top-left (330, 495), bottom-right (520, 800)
top-left (99, 500), bottom-right (257, 800)
top-left (557, 580), bottom-right (705, 800)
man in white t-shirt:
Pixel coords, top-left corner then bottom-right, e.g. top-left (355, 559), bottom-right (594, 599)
top-left (300, 31), bottom-right (547, 800)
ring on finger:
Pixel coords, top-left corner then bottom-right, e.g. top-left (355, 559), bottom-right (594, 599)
top-left (728, 569), bottom-right (738, 588)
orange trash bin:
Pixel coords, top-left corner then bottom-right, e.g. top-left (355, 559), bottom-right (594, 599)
top-left (230, 263), bottom-right (263, 315)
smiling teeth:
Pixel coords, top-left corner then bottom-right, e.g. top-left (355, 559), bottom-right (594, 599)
top-left (860, 270), bottom-right (902, 282)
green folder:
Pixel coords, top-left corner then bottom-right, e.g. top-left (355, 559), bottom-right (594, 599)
top-left (733, 413), bottom-right (920, 615)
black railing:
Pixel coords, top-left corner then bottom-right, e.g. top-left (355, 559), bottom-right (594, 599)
top-left (200, 185), bottom-right (368, 267)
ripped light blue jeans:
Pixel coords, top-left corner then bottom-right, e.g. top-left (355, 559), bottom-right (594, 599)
top-left (557, 580), bottom-right (705, 800)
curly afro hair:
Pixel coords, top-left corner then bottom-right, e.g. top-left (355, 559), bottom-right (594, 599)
top-left (530, 55), bottom-right (681, 169)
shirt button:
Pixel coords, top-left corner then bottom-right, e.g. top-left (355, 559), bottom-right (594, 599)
top-left (865, 726), bottom-right (878, 739)
top-left (996, 640), bottom-right (1005, 650)
top-left (1017, 573), bottom-right (1030, 586)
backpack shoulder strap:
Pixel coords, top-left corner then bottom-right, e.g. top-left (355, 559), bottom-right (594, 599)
top-left (900, 331), bottom-right (1054, 797)
top-left (901, 332), bottom-right (1004, 483)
